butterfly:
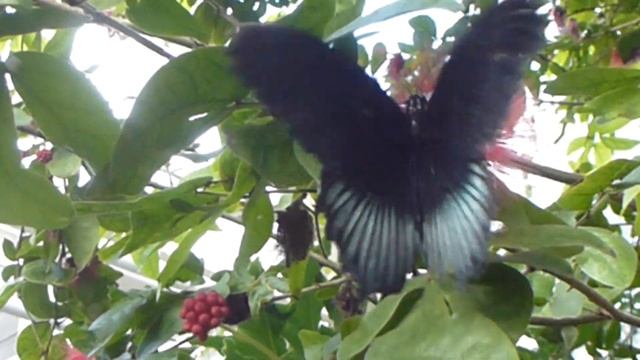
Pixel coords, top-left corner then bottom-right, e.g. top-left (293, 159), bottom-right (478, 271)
top-left (229, 0), bottom-right (546, 294)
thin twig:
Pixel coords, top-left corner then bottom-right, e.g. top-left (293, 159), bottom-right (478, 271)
top-left (503, 151), bottom-right (584, 185)
top-left (269, 276), bottom-right (348, 302)
top-left (16, 125), bottom-right (46, 140)
top-left (70, 1), bottom-right (175, 59)
top-left (545, 269), bottom-right (640, 327)
top-left (530, 313), bottom-right (609, 327)
top-left (308, 251), bottom-right (341, 273)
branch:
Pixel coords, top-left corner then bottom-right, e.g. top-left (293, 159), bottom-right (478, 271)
top-left (16, 125), bottom-right (46, 140)
top-left (545, 269), bottom-right (640, 327)
top-left (66, 1), bottom-right (175, 59)
top-left (502, 151), bottom-right (584, 185)
top-left (308, 251), bottom-right (341, 273)
top-left (530, 313), bottom-right (609, 327)
top-left (269, 276), bottom-right (347, 302)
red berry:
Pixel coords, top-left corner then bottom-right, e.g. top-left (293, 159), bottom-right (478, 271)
top-left (196, 293), bottom-right (207, 302)
top-left (191, 324), bottom-right (203, 335)
top-left (185, 311), bottom-right (196, 322)
top-left (182, 322), bottom-right (191, 332)
top-left (194, 302), bottom-right (207, 313)
top-left (220, 306), bottom-right (230, 318)
top-left (210, 306), bottom-right (221, 317)
top-left (183, 298), bottom-right (195, 310)
top-left (198, 313), bottom-right (211, 327)
top-left (35, 149), bottom-right (53, 164)
top-left (209, 317), bottom-right (221, 328)
top-left (197, 332), bottom-right (208, 342)
top-left (180, 308), bottom-right (188, 318)
top-left (206, 292), bottom-right (219, 305)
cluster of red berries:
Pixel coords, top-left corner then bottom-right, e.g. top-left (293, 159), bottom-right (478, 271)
top-left (180, 291), bottom-right (230, 342)
top-left (35, 149), bottom-right (53, 164)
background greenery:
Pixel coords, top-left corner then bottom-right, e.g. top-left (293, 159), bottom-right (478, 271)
top-left (1, 0), bottom-right (640, 358)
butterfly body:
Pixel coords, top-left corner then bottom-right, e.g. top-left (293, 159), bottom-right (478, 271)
top-left (229, 0), bottom-right (546, 294)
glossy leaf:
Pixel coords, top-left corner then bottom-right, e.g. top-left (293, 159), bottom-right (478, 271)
top-left (157, 221), bottom-right (210, 286)
top-left (235, 184), bottom-right (275, 269)
top-left (365, 283), bottom-right (518, 359)
top-left (545, 68), bottom-right (640, 97)
top-left (577, 227), bottom-right (637, 289)
top-left (585, 85), bottom-right (640, 118)
top-left (448, 264), bottom-right (533, 340)
top-left (7, 52), bottom-right (119, 170)
top-left (46, 148), bottom-right (82, 178)
top-left (338, 281), bottom-right (425, 359)
top-left (19, 282), bottom-right (56, 319)
top-left (493, 224), bottom-right (610, 254)
top-left (126, 0), bottom-right (209, 42)
top-left (92, 47), bottom-right (247, 195)
top-left (277, 0), bottom-right (336, 36)
top-left (62, 215), bottom-right (101, 270)
top-left (17, 323), bottom-right (67, 360)
top-left (0, 71), bottom-right (73, 229)
top-left (299, 330), bottom-right (331, 360)
top-left (221, 111), bottom-right (312, 187)
top-left (88, 294), bottom-right (147, 354)
top-left (557, 159), bottom-right (639, 210)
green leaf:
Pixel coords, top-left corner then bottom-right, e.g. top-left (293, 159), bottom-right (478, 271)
top-left (126, 0), bottom-right (209, 42)
top-left (446, 264), bottom-right (532, 340)
top-left (501, 250), bottom-right (573, 275)
top-left (235, 184), bottom-right (274, 269)
top-left (124, 177), bottom-right (219, 254)
top-left (293, 142), bottom-right (322, 182)
top-left (277, 0), bottom-right (336, 37)
top-left (545, 68), bottom-right (640, 97)
top-left (593, 116), bottom-right (630, 134)
top-left (324, 0), bottom-right (366, 36)
top-left (299, 330), bottom-right (331, 360)
top-left (22, 260), bottom-right (74, 285)
top-left (545, 282), bottom-right (585, 318)
top-left (44, 28), bottom-right (78, 59)
top-left (46, 148), bottom-right (82, 178)
top-left (17, 323), bottom-right (67, 360)
top-left (18, 282), bottom-right (56, 319)
top-left (62, 215), bottom-right (100, 270)
top-left (0, 7), bottom-right (86, 36)
top-left (7, 52), bottom-right (120, 170)
top-left (370, 42), bottom-right (387, 74)
top-left (585, 85), bottom-right (640, 118)
top-left (136, 302), bottom-right (183, 357)
top-left (157, 221), bottom-right (210, 286)
top-left (88, 294), bottom-right (147, 354)
top-left (92, 47), bottom-right (247, 195)
top-left (365, 283), bottom-right (518, 360)
top-left (221, 111), bottom-right (312, 187)
top-left (0, 282), bottom-right (19, 309)
top-left (0, 73), bottom-right (73, 229)
top-left (338, 281), bottom-right (425, 360)
top-left (493, 224), bottom-right (611, 254)
top-left (557, 159), bottom-right (639, 210)
top-left (577, 227), bottom-right (637, 289)
top-left (194, 2), bottom-right (235, 45)
top-left (326, 0), bottom-right (462, 41)
top-left (600, 135), bottom-right (639, 150)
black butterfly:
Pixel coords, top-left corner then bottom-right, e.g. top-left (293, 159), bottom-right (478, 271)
top-left (229, 0), bottom-right (546, 294)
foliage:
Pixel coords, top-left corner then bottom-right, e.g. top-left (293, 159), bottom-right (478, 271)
top-left (0, 0), bottom-right (640, 359)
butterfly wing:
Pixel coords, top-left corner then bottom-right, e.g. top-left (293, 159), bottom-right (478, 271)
top-left (416, 0), bottom-right (546, 279)
top-left (229, 26), bottom-right (417, 293)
